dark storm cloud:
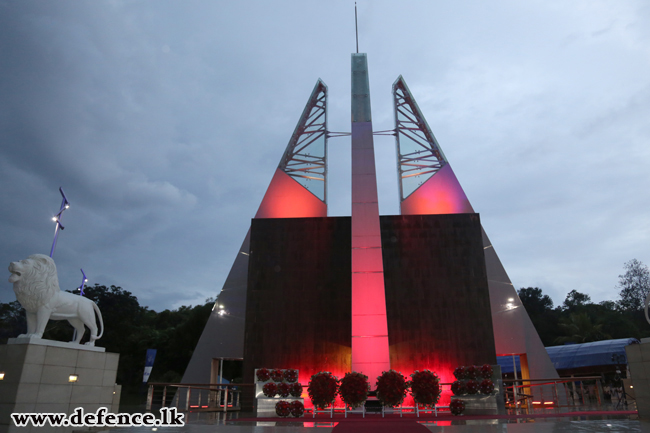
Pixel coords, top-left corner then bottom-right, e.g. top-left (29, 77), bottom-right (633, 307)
top-left (1, 0), bottom-right (649, 311)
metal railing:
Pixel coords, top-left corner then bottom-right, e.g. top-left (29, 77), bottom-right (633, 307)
top-left (146, 383), bottom-right (243, 412)
top-left (502, 376), bottom-right (613, 413)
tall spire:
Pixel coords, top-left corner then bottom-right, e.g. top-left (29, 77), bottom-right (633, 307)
top-left (350, 54), bottom-right (391, 385)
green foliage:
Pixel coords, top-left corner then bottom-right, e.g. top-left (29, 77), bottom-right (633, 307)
top-left (517, 287), bottom-right (560, 346)
top-left (562, 290), bottom-right (591, 312)
top-left (554, 312), bottom-right (609, 344)
top-left (518, 287), bottom-right (553, 313)
top-left (518, 286), bottom-right (643, 346)
top-left (616, 259), bottom-right (650, 312)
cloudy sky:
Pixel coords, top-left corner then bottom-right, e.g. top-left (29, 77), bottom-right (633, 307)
top-left (1, 0), bottom-right (648, 311)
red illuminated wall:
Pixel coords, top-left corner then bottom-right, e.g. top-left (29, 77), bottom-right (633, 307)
top-left (381, 213), bottom-right (497, 405)
top-left (243, 217), bottom-right (351, 409)
top-left (255, 168), bottom-right (327, 219)
top-left (401, 164), bottom-right (474, 215)
top-left (243, 214), bottom-right (496, 408)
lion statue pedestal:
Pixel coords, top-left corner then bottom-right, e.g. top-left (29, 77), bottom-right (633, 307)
top-left (0, 254), bottom-right (121, 427)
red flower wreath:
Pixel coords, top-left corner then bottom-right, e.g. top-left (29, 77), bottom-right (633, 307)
top-left (275, 400), bottom-right (291, 417)
top-left (453, 366), bottom-right (466, 380)
top-left (451, 380), bottom-right (466, 396)
top-left (479, 379), bottom-right (495, 394)
top-left (263, 382), bottom-right (278, 397)
top-left (289, 382), bottom-right (303, 398)
top-left (480, 364), bottom-right (493, 379)
top-left (450, 399), bottom-right (465, 416)
top-left (339, 372), bottom-right (369, 409)
top-left (465, 379), bottom-right (479, 395)
top-left (256, 368), bottom-right (271, 382)
top-left (283, 369), bottom-right (299, 383)
top-left (271, 369), bottom-right (285, 382)
top-left (376, 370), bottom-right (408, 408)
top-left (465, 365), bottom-right (479, 380)
top-left (277, 382), bottom-right (291, 397)
top-left (409, 370), bottom-right (441, 408)
top-left (308, 372), bottom-right (339, 409)
top-left (290, 400), bottom-right (304, 417)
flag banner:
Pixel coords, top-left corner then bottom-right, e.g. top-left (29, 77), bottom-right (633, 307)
top-left (143, 349), bottom-right (157, 383)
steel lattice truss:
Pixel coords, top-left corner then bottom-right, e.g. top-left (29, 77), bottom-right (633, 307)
top-left (392, 76), bottom-right (447, 201)
top-left (279, 80), bottom-right (328, 203)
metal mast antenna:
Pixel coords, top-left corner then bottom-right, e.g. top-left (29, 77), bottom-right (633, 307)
top-left (355, 2), bottom-right (359, 53)
top-left (50, 187), bottom-right (70, 257)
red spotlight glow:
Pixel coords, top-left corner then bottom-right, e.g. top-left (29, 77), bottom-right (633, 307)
top-left (401, 164), bottom-right (474, 215)
top-left (255, 168), bottom-right (327, 219)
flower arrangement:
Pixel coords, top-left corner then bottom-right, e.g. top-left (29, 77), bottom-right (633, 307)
top-left (339, 372), bottom-right (369, 409)
top-left (290, 400), bottom-right (305, 417)
top-left (308, 372), bottom-right (339, 409)
top-left (283, 369), bottom-right (299, 383)
top-left (256, 368), bottom-right (271, 382)
top-left (465, 379), bottom-right (479, 395)
top-left (408, 370), bottom-right (441, 408)
top-left (271, 369), bottom-right (285, 382)
top-left (275, 400), bottom-right (291, 417)
top-left (277, 382), bottom-right (291, 398)
top-left (480, 364), bottom-right (493, 379)
top-left (451, 380), bottom-right (466, 396)
top-left (450, 399), bottom-right (465, 416)
top-left (376, 370), bottom-right (408, 408)
top-left (289, 383), bottom-right (303, 398)
top-left (479, 379), bottom-right (495, 394)
top-left (452, 364), bottom-right (495, 396)
top-left (263, 382), bottom-right (278, 398)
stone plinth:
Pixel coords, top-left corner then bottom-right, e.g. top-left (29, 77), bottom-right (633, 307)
top-left (626, 342), bottom-right (650, 418)
top-left (0, 338), bottom-right (120, 427)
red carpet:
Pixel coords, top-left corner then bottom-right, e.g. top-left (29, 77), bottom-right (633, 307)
top-left (331, 420), bottom-right (429, 433)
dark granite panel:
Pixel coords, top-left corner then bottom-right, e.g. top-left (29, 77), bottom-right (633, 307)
top-left (380, 214), bottom-right (496, 383)
top-left (243, 217), bottom-right (352, 408)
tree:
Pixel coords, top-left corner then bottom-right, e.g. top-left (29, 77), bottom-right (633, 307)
top-left (562, 290), bottom-right (591, 311)
top-left (554, 312), bottom-right (610, 344)
top-left (518, 287), bottom-right (560, 346)
top-left (617, 259), bottom-right (650, 312)
top-left (518, 287), bottom-right (553, 314)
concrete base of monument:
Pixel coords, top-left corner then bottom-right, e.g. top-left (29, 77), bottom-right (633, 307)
top-left (0, 338), bottom-right (121, 428)
top-left (452, 394), bottom-right (500, 416)
top-left (255, 397), bottom-right (304, 416)
top-left (625, 341), bottom-right (650, 419)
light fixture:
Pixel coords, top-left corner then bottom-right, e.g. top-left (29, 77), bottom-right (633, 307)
top-left (65, 204), bottom-right (70, 209)
top-left (52, 217), bottom-right (58, 222)
top-left (630, 385), bottom-right (634, 389)
top-left (0, 372), bottom-right (5, 380)
top-left (69, 374), bottom-right (79, 383)
top-left (507, 298), bottom-right (514, 302)
top-left (219, 305), bottom-right (225, 309)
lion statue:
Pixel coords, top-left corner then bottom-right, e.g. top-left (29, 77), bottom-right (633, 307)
top-left (8, 254), bottom-right (104, 346)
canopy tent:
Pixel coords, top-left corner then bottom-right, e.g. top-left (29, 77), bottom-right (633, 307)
top-left (497, 338), bottom-right (640, 374)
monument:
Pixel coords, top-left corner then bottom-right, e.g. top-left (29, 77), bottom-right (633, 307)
top-left (0, 254), bottom-right (120, 428)
top-left (182, 52), bottom-right (559, 408)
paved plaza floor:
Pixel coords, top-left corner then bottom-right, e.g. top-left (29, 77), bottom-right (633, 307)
top-left (127, 410), bottom-right (650, 433)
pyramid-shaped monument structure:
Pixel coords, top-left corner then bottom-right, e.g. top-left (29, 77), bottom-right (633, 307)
top-left (183, 57), bottom-right (558, 401)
